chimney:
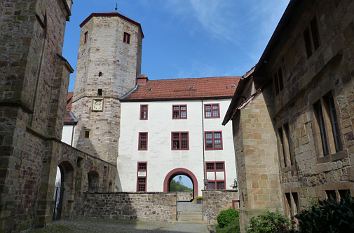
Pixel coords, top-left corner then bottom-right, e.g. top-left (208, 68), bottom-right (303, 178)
top-left (137, 74), bottom-right (148, 85)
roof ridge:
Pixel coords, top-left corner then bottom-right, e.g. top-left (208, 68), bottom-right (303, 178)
top-left (147, 76), bottom-right (241, 82)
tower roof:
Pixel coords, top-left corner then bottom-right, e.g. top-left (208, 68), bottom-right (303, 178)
top-left (80, 12), bottom-right (144, 38)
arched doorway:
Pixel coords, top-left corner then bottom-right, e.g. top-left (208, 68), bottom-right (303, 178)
top-left (53, 161), bottom-right (74, 220)
top-left (88, 171), bottom-right (99, 193)
top-left (163, 168), bottom-right (198, 198)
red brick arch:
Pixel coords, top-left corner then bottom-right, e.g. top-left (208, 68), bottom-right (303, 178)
top-left (163, 168), bottom-right (198, 198)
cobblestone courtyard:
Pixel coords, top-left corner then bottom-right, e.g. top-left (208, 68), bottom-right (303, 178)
top-left (29, 220), bottom-right (210, 233)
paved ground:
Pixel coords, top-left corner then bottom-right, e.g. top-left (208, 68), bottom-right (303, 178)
top-left (29, 219), bottom-right (210, 233)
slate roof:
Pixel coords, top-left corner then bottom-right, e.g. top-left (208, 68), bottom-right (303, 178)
top-left (121, 76), bottom-right (241, 102)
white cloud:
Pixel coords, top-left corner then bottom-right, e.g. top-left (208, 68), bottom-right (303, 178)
top-left (161, 0), bottom-right (235, 42)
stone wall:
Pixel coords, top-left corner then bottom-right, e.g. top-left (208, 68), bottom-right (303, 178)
top-left (232, 89), bottom-right (284, 231)
top-left (176, 192), bottom-right (193, 202)
top-left (226, 1), bottom-right (354, 232)
top-left (0, 0), bottom-right (73, 232)
top-left (257, 0), bottom-right (354, 211)
top-left (76, 192), bottom-right (177, 222)
top-left (202, 190), bottom-right (239, 224)
top-left (55, 142), bottom-right (117, 219)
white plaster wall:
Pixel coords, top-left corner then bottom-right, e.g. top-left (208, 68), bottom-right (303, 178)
top-left (61, 125), bottom-right (75, 146)
top-left (117, 99), bottom-right (237, 196)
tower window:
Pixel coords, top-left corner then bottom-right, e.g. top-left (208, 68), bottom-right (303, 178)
top-left (97, 89), bottom-right (102, 96)
top-left (123, 32), bottom-right (131, 44)
top-left (84, 31), bottom-right (88, 44)
top-left (84, 130), bottom-right (90, 138)
top-left (98, 72), bottom-right (103, 77)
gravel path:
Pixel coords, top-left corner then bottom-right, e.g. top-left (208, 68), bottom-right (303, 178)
top-left (29, 219), bottom-right (210, 233)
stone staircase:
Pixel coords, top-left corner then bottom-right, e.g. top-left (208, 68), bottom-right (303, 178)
top-left (177, 202), bottom-right (204, 223)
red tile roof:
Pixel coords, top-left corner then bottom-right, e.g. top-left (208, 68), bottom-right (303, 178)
top-left (121, 76), bottom-right (241, 101)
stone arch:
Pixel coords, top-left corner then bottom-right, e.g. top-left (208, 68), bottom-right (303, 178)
top-left (163, 168), bottom-right (198, 198)
top-left (54, 161), bottom-right (74, 220)
top-left (88, 170), bottom-right (99, 192)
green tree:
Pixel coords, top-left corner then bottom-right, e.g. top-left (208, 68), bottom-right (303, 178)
top-left (169, 179), bottom-right (192, 192)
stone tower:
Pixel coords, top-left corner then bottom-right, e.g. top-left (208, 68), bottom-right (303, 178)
top-left (72, 13), bottom-right (143, 164)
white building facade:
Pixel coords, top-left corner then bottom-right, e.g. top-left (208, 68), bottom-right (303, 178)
top-left (118, 76), bottom-right (240, 197)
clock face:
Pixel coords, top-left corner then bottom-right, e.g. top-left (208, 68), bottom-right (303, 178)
top-left (92, 99), bottom-right (103, 111)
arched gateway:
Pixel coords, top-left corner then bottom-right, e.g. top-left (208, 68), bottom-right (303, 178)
top-left (163, 168), bottom-right (198, 198)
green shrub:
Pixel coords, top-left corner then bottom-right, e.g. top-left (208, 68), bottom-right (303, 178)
top-left (247, 211), bottom-right (291, 233)
top-left (217, 208), bottom-right (239, 229)
top-left (296, 196), bottom-right (354, 233)
top-left (216, 219), bottom-right (240, 233)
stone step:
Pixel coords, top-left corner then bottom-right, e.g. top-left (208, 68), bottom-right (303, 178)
top-left (178, 212), bottom-right (204, 223)
top-left (178, 211), bottom-right (203, 215)
top-left (177, 203), bottom-right (202, 212)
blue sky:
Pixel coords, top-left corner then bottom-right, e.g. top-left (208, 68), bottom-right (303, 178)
top-left (63, 0), bottom-right (289, 91)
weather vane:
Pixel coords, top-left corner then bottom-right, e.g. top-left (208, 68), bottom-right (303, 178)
top-left (115, 1), bottom-right (118, 11)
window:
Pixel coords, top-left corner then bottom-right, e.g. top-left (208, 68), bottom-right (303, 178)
top-left (137, 162), bottom-right (147, 192)
top-left (338, 189), bottom-right (350, 200)
top-left (98, 72), bottom-right (103, 77)
top-left (303, 17), bottom-right (321, 58)
top-left (205, 104), bottom-right (220, 118)
top-left (171, 132), bottom-right (189, 150)
top-left (285, 192), bottom-right (299, 219)
top-left (325, 189), bottom-right (351, 202)
top-left (205, 131), bottom-right (223, 150)
top-left (123, 32), bottom-right (131, 44)
top-left (172, 105), bottom-right (187, 119)
top-left (138, 162), bottom-right (147, 171)
top-left (137, 177), bottom-right (146, 192)
top-left (84, 31), bottom-right (88, 44)
top-left (277, 123), bottom-right (294, 167)
top-left (273, 67), bottom-right (284, 95)
top-left (205, 161), bottom-right (225, 190)
top-left (313, 92), bottom-right (342, 157)
top-left (326, 190), bottom-right (337, 201)
top-left (140, 105), bottom-right (148, 120)
top-left (84, 130), bottom-right (90, 138)
top-left (97, 89), bottom-right (102, 96)
top-left (138, 132), bottom-right (148, 150)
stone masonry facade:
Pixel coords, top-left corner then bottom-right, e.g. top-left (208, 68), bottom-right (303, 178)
top-left (224, 0), bottom-right (354, 232)
top-left (202, 190), bottom-right (239, 224)
top-left (0, 0), bottom-right (73, 232)
top-left (77, 192), bottom-right (177, 222)
top-left (231, 90), bottom-right (284, 230)
top-left (72, 13), bottom-right (143, 164)
top-left (0, 1), bottom-right (119, 232)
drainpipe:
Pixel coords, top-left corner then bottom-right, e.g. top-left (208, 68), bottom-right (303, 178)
top-left (201, 100), bottom-right (206, 191)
